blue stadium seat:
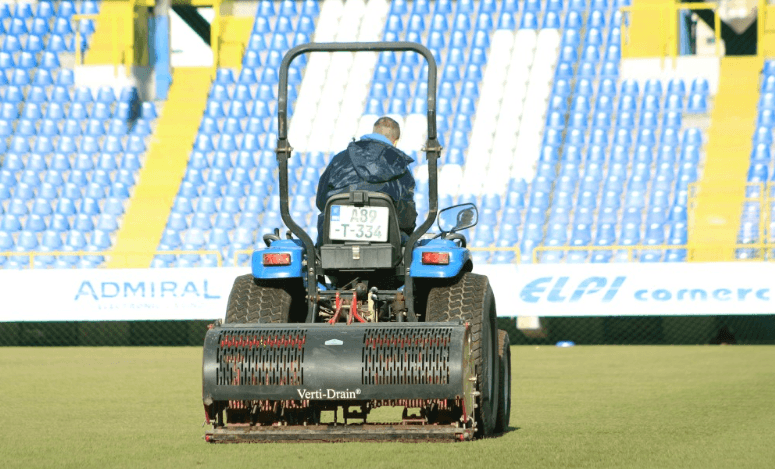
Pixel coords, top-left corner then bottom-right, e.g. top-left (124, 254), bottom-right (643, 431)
top-left (215, 68), bottom-right (235, 85)
top-left (636, 128), bottom-right (656, 148)
top-left (639, 93), bottom-right (659, 113)
top-left (573, 61), bottom-right (596, 78)
top-left (191, 211), bottom-right (213, 230)
top-left (519, 11), bottom-right (538, 29)
top-left (8, 196), bottom-right (31, 216)
top-left (563, 9), bottom-right (584, 29)
top-left (680, 145), bottom-right (700, 164)
top-left (667, 223), bottom-right (688, 245)
top-left (663, 79), bottom-right (686, 97)
top-left (758, 108), bottom-right (775, 127)
top-left (604, 44), bottom-right (621, 62)
top-left (209, 83), bottom-right (230, 102)
top-left (0, 50), bottom-right (15, 70)
top-left (659, 128), bottom-right (680, 148)
top-left (1, 213), bottom-right (22, 232)
top-left (687, 93), bottom-right (708, 113)
top-left (10, 17), bottom-right (28, 35)
top-left (632, 144), bottom-right (652, 164)
top-left (16, 118), bottom-right (37, 136)
top-left (196, 195), bottom-right (219, 215)
top-left (9, 136), bottom-right (30, 154)
top-left (29, 17), bottom-right (50, 37)
top-left (85, 119), bottom-right (106, 137)
top-left (637, 78), bottom-right (659, 97)
top-left (0, 122), bottom-right (11, 142)
top-left (690, 78), bottom-right (709, 95)
top-left (10, 68), bottom-right (30, 86)
top-left (138, 102), bottom-right (156, 120)
top-left (612, 128), bottom-right (632, 148)
top-left (242, 50), bottom-right (261, 69)
top-left (594, 222), bottom-right (617, 246)
top-left (582, 45), bottom-right (600, 62)
top-left (117, 86), bottom-right (136, 105)
top-left (497, 11), bottom-right (516, 29)
top-left (549, 204), bottom-right (572, 223)
top-left (2, 87), bottom-right (24, 108)
top-left (541, 11), bottom-right (561, 28)
top-left (663, 248), bottom-right (686, 262)
top-left (644, 204), bottom-right (666, 225)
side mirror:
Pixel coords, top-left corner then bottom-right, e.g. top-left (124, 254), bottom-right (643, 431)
top-left (438, 203), bottom-right (478, 233)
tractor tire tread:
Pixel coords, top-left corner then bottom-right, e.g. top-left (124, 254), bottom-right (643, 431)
top-left (425, 272), bottom-right (498, 436)
top-left (225, 274), bottom-right (291, 324)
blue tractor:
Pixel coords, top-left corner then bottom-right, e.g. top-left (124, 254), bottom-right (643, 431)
top-left (202, 42), bottom-right (511, 442)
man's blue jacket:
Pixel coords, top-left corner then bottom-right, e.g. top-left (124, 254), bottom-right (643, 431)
top-left (316, 134), bottom-right (417, 242)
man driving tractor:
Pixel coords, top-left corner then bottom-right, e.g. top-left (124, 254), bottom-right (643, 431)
top-left (315, 116), bottom-right (417, 244)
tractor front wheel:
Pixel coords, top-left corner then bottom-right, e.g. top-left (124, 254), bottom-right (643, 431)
top-left (225, 274), bottom-right (298, 324)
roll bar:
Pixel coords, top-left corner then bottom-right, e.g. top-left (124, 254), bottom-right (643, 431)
top-left (276, 42), bottom-right (441, 322)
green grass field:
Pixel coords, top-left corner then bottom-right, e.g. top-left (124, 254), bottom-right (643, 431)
top-left (2, 346), bottom-right (774, 469)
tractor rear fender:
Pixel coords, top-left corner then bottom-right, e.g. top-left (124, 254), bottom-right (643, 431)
top-left (252, 239), bottom-right (304, 279)
top-left (410, 239), bottom-right (471, 278)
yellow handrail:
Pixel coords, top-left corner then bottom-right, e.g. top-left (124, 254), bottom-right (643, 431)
top-left (232, 248), bottom-right (253, 265)
top-left (533, 243), bottom-right (774, 263)
top-left (0, 250), bottom-right (223, 268)
top-left (534, 244), bottom-right (683, 264)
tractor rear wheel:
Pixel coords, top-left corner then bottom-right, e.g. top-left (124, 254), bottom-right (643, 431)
top-left (225, 274), bottom-right (293, 323)
top-left (495, 330), bottom-right (511, 433)
top-left (425, 272), bottom-right (500, 437)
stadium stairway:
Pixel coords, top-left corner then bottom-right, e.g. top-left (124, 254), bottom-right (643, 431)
top-left (108, 67), bottom-right (211, 268)
top-left (689, 57), bottom-right (761, 261)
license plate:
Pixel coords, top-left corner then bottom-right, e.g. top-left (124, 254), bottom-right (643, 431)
top-left (328, 205), bottom-right (389, 242)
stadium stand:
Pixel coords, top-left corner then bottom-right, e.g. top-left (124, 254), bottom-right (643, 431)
top-left (151, 0), bottom-right (324, 268)
top-left (156, 0), bottom-right (714, 268)
top-left (0, 0), bottom-right (161, 269)
top-left (0, 0), bottom-right (723, 269)
top-left (737, 58), bottom-right (775, 259)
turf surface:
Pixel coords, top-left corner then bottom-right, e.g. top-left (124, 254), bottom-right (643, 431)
top-left (2, 346), bottom-right (773, 468)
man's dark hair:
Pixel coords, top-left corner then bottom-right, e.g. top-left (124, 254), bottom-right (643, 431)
top-left (373, 116), bottom-right (400, 142)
